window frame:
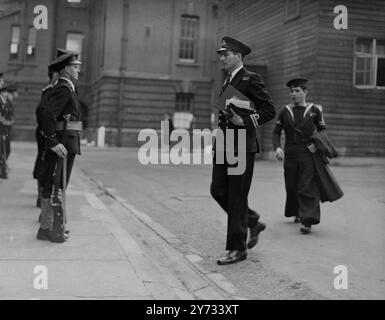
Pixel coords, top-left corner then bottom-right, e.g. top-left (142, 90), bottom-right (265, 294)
top-left (65, 31), bottom-right (84, 60)
top-left (175, 92), bottom-right (194, 112)
top-left (178, 14), bottom-right (199, 63)
top-left (353, 38), bottom-right (385, 89)
top-left (9, 24), bottom-right (20, 60)
top-left (26, 26), bottom-right (37, 57)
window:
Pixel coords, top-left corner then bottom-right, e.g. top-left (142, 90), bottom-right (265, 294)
top-left (66, 32), bottom-right (83, 60)
top-left (66, 0), bottom-right (86, 8)
top-left (27, 26), bottom-right (37, 57)
top-left (354, 38), bottom-right (385, 88)
top-left (179, 15), bottom-right (199, 62)
top-left (174, 93), bottom-right (194, 129)
top-left (9, 25), bottom-right (20, 59)
top-left (176, 93), bottom-right (193, 112)
top-left (285, 0), bottom-right (300, 22)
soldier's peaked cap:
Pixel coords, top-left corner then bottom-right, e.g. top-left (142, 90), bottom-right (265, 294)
top-left (49, 50), bottom-right (81, 72)
top-left (217, 36), bottom-right (251, 56)
top-left (56, 48), bottom-right (72, 57)
top-left (286, 78), bottom-right (308, 88)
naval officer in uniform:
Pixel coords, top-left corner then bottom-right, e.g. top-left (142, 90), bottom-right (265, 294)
top-left (211, 37), bottom-right (276, 265)
top-left (37, 51), bottom-right (82, 242)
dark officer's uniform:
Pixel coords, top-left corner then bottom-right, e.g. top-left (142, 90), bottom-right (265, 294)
top-left (37, 51), bottom-right (82, 242)
top-left (33, 49), bottom-right (70, 208)
top-left (211, 37), bottom-right (276, 264)
top-left (33, 79), bottom-right (55, 207)
top-left (273, 79), bottom-right (326, 230)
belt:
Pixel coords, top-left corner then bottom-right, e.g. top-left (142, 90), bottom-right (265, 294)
top-left (56, 121), bottom-right (83, 131)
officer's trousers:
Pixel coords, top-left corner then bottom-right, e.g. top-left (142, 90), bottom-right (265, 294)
top-left (283, 147), bottom-right (320, 225)
top-left (210, 152), bottom-right (259, 252)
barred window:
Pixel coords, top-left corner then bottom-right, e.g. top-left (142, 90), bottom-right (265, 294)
top-left (354, 38), bottom-right (385, 88)
top-left (176, 93), bottom-right (193, 112)
top-left (179, 15), bottom-right (199, 62)
top-left (66, 32), bottom-right (83, 60)
top-left (9, 25), bottom-right (20, 59)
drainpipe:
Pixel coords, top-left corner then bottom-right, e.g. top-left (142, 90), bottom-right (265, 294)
top-left (117, 0), bottom-right (129, 147)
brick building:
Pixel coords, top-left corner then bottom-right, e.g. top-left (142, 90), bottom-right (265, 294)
top-left (0, 0), bottom-right (219, 147)
top-left (1, 0), bottom-right (384, 155)
top-left (216, 0), bottom-right (385, 156)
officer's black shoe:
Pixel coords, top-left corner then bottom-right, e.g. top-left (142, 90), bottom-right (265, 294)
top-left (217, 250), bottom-right (247, 265)
top-left (294, 217), bottom-right (301, 223)
top-left (247, 222), bottom-right (266, 249)
top-left (36, 228), bottom-right (51, 241)
top-left (300, 224), bottom-right (311, 234)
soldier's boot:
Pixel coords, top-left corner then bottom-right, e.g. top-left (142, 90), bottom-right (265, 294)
top-left (36, 198), bottom-right (54, 241)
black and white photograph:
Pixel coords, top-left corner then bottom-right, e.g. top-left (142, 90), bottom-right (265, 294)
top-left (0, 0), bottom-right (384, 308)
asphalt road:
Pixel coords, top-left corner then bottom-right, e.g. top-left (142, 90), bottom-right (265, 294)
top-left (77, 146), bottom-right (385, 300)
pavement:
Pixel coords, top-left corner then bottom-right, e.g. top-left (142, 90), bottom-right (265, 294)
top-left (0, 142), bottom-right (242, 300)
top-left (1, 142), bottom-right (384, 300)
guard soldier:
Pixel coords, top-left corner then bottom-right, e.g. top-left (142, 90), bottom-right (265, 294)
top-left (33, 66), bottom-right (59, 208)
top-left (33, 49), bottom-right (71, 209)
top-left (211, 37), bottom-right (276, 265)
top-left (36, 50), bottom-right (82, 242)
top-left (1, 83), bottom-right (16, 161)
top-left (272, 78), bottom-right (326, 234)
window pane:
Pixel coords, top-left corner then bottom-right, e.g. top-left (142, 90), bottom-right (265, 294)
top-left (11, 26), bottom-right (20, 43)
top-left (28, 27), bottom-right (37, 46)
top-left (66, 33), bottom-right (83, 60)
top-left (364, 72), bottom-right (371, 85)
top-left (376, 40), bottom-right (385, 55)
top-left (10, 43), bottom-right (18, 54)
top-left (356, 57), bottom-right (364, 70)
top-left (356, 38), bottom-right (373, 54)
top-left (376, 58), bottom-right (385, 86)
top-left (179, 15), bottom-right (198, 61)
top-left (355, 72), bottom-right (364, 85)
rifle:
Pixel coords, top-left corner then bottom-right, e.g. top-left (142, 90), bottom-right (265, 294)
top-left (50, 114), bottom-right (71, 243)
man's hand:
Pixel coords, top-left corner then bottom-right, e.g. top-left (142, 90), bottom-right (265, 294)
top-left (275, 147), bottom-right (284, 160)
top-left (229, 108), bottom-right (244, 126)
top-left (51, 143), bottom-right (68, 158)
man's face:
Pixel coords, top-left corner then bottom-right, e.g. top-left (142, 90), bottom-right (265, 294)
top-left (66, 63), bottom-right (80, 82)
top-left (219, 51), bottom-right (241, 73)
top-left (289, 86), bottom-right (307, 104)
